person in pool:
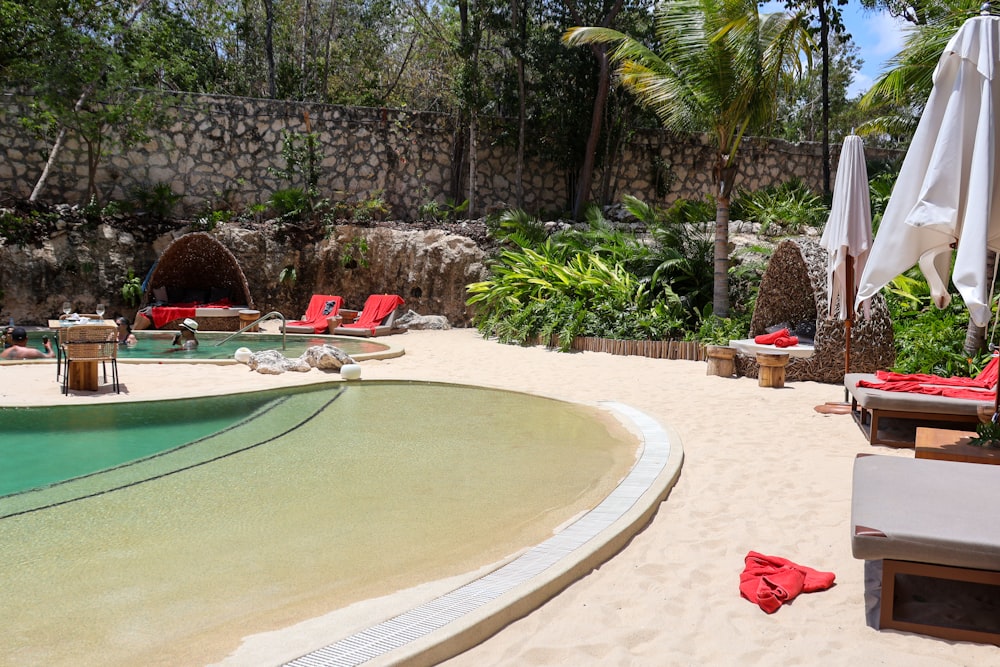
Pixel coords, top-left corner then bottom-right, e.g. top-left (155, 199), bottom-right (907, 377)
top-left (0, 326), bottom-right (55, 359)
top-left (115, 316), bottom-right (138, 346)
top-left (171, 318), bottom-right (199, 350)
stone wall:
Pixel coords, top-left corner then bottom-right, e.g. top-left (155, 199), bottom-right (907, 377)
top-left (0, 91), bottom-right (901, 219)
top-left (0, 222), bottom-right (487, 328)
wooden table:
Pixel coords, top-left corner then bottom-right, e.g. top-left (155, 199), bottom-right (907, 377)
top-left (48, 319), bottom-right (115, 392)
top-left (915, 427), bottom-right (1000, 465)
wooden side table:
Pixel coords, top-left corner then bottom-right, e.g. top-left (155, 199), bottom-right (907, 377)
top-left (915, 427), bottom-right (1000, 465)
top-left (756, 352), bottom-right (790, 388)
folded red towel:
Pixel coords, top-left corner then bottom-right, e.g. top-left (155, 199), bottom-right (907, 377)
top-left (774, 335), bottom-right (799, 348)
top-left (739, 551), bottom-right (835, 613)
top-left (754, 328), bottom-right (789, 345)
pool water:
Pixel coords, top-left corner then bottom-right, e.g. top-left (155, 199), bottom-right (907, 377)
top-left (0, 381), bottom-right (637, 667)
top-left (0, 393), bottom-right (279, 499)
top-left (118, 331), bottom-right (389, 360)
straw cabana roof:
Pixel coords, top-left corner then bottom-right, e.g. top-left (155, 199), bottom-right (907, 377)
top-left (736, 238), bottom-right (895, 384)
top-left (144, 232), bottom-right (253, 308)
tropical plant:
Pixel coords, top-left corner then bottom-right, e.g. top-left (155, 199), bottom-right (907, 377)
top-left (486, 208), bottom-right (548, 248)
top-left (467, 239), bottom-right (684, 350)
top-left (127, 182), bottom-right (182, 221)
top-left (120, 269), bottom-right (143, 307)
top-left (564, 0), bottom-right (813, 317)
top-left (732, 179), bottom-right (829, 234)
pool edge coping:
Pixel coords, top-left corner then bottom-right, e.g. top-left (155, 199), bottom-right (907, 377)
top-left (286, 401), bottom-right (684, 667)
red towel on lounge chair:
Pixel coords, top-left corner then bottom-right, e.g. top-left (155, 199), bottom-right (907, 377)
top-left (286, 295), bottom-right (343, 333)
top-left (149, 300), bottom-right (232, 329)
top-left (739, 551), bottom-right (835, 614)
top-left (855, 355), bottom-right (999, 400)
top-left (340, 294), bottom-right (404, 334)
top-left (150, 304), bottom-right (197, 328)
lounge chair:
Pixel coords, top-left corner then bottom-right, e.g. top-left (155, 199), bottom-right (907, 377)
top-left (845, 366), bottom-right (995, 447)
top-left (851, 454), bottom-right (1000, 645)
top-left (282, 295), bottom-right (343, 334)
top-left (332, 294), bottom-right (404, 337)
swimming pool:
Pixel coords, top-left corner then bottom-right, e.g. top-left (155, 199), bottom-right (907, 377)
top-left (118, 331), bottom-right (393, 361)
top-left (0, 381), bottom-right (637, 666)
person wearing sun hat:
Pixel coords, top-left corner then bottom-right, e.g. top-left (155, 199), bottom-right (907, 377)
top-left (171, 318), bottom-right (199, 350)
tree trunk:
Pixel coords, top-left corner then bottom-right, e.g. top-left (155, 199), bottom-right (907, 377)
top-left (572, 44), bottom-right (611, 220)
top-left (964, 250), bottom-right (997, 355)
top-left (263, 0), bottom-right (277, 98)
top-left (713, 192), bottom-right (731, 318)
top-left (513, 0), bottom-right (526, 208)
top-left (468, 112), bottom-right (478, 217)
top-left (819, 0), bottom-right (831, 196)
top-left (712, 161), bottom-right (737, 317)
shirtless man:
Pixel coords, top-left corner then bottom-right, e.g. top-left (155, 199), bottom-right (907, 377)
top-left (0, 327), bottom-right (55, 359)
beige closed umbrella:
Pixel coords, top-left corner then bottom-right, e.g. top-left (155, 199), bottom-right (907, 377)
top-left (820, 134), bottom-right (872, 377)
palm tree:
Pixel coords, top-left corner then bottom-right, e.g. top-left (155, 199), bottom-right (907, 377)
top-left (564, 0), bottom-right (811, 317)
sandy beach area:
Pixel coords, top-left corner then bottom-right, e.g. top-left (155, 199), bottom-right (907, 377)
top-left (1, 328), bottom-right (992, 665)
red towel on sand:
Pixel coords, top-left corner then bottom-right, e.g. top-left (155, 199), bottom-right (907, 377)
top-left (739, 551), bottom-right (835, 613)
top-left (855, 355), bottom-right (999, 400)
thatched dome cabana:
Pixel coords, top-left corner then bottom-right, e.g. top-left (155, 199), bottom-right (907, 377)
top-left (144, 232), bottom-right (253, 308)
top-left (735, 238), bottom-right (895, 384)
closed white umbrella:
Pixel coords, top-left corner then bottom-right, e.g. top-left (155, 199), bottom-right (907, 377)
top-left (855, 14), bottom-right (1000, 329)
top-left (820, 134), bottom-right (872, 375)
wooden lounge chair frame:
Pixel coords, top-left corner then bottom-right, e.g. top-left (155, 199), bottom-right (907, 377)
top-left (845, 372), bottom-right (987, 447)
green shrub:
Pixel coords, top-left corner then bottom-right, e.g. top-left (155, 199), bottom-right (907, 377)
top-left (268, 188), bottom-right (308, 220)
top-left (732, 179), bottom-right (828, 234)
top-left (128, 182), bottom-right (181, 220)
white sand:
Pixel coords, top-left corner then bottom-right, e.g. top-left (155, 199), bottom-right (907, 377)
top-left (2, 329), bottom-right (992, 665)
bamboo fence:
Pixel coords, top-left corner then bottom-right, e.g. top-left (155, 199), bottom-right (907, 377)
top-left (529, 335), bottom-right (707, 361)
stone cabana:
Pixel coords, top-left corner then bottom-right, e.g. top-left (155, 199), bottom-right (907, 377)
top-left (735, 238), bottom-right (896, 384)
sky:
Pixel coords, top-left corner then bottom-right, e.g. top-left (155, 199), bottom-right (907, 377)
top-left (762, 1), bottom-right (913, 98)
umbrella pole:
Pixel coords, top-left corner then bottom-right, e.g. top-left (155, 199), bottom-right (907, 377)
top-left (844, 256), bottom-right (855, 376)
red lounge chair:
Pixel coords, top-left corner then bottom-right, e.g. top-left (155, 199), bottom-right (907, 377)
top-left (332, 294), bottom-right (404, 337)
top-left (282, 295), bottom-right (343, 334)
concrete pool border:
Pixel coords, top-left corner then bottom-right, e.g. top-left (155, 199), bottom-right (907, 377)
top-left (286, 400), bottom-right (683, 667)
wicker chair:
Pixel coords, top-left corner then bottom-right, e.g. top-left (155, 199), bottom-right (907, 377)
top-left (61, 325), bottom-right (119, 394)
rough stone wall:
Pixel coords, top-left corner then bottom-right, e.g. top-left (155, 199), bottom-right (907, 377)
top-left (0, 223), bottom-right (487, 328)
top-left (0, 91), bottom-right (901, 219)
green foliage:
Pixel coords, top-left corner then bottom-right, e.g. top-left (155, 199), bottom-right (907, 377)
top-left (468, 239), bottom-right (685, 350)
top-left (418, 197), bottom-right (469, 222)
top-left (120, 269), bottom-right (143, 307)
top-left (691, 314), bottom-right (750, 345)
top-left (0, 210), bottom-right (33, 246)
top-left (340, 237), bottom-right (370, 269)
top-left (268, 188), bottom-right (309, 221)
top-left (269, 130), bottom-right (323, 216)
top-left (486, 208), bottom-right (548, 248)
top-left (732, 180), bottom-right (829, 234)
top-left (351, 192), bottom-right (389, 223)
top-left (127, 182), bottom-right (181, 221)
top-left (884, 267), bottom-right (988, 376)
top-left (662, 197), bottom-right (717, 225)
top-left (278, 266), bottom-right (297, 285)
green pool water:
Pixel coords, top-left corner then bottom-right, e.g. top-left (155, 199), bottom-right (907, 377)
top-left (0, 381), bottom-right (637, 666)
top-left (117, 331), bottom-right (389, 360)
top-left (0, 393), bottom-right (277, 498)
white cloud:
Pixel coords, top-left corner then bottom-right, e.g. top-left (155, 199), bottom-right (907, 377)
top-left (848, 71), bottom-right (873, 99)
top-left (867, 10), bottom-right (910, 59)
